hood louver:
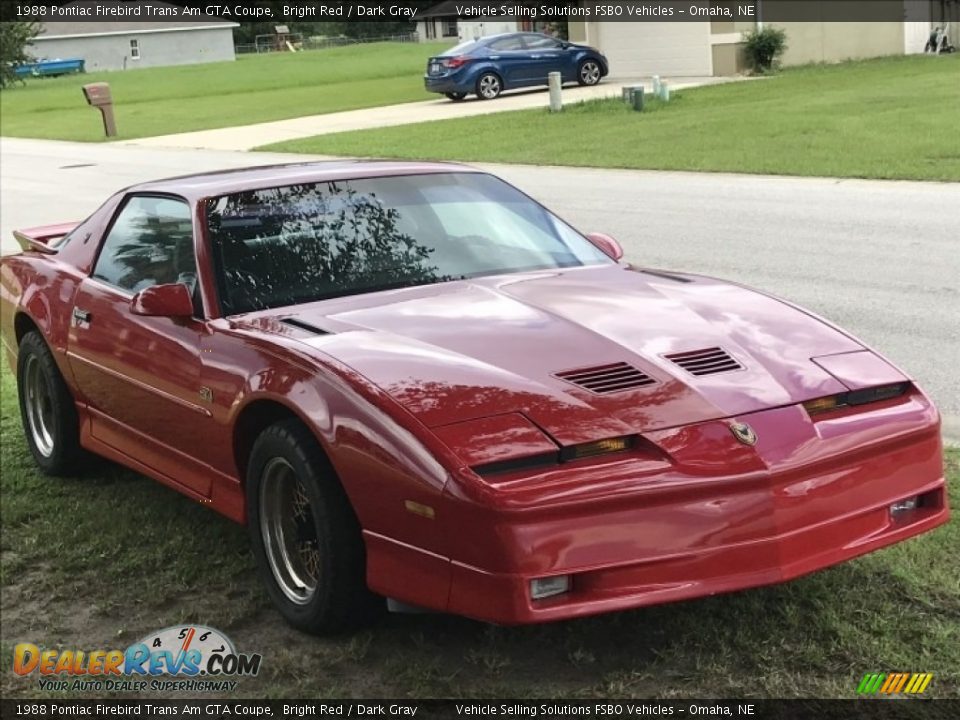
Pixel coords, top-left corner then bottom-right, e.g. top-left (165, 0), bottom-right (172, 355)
top-left (665, 347), bottom-right (743, 376)
top-left (556, 362), bottom-right (656, 394)
top-left (280, 318), bottom-right (331, 335)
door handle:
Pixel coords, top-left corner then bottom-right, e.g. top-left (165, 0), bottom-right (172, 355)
top-left (72, 307), bottom-right (92, 325)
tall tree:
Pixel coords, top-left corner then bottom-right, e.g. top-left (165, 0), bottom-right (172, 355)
top-left (0, 22), bottom-right (40, 89)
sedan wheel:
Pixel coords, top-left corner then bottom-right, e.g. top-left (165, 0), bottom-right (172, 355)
top-left (16, 331), bottom-right (85, 475)
top-left (247, 419), bottom-right (379, 634)
top-left (445, 92), bottom-right (467, 102)
top-left (578, 60), bottom-right (602, 86)
top-left (476, 73), bottom-right (502, 100)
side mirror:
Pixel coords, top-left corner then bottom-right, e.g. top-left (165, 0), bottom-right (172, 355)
top-left (130, 283), bottom-right (194, 318)
top-left (586, 232), bottom-right (624, 261)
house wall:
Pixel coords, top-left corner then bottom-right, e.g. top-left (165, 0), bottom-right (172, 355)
top-left (416, 18), bottom-right (460, 42)
top-left (568, 21), bottom-right (587, 43)
top-left (415, 20), bottom-right (431, 42)
top-left (581, 1), bottom-right (934, 78)
top-left (770, 20), bottom-right (904, 65)
top-left (711, 42), bottom-right (747, 76)
top-left (710, 17), bottom-right (755, 74)
top-left (457, 20), bottom-right (521, 41)
top-left (31, 27), bottom-right (235, 72)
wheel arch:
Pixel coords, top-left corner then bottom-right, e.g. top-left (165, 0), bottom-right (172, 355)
top-left (232, 396), bottom-right (331, 487)
top-left (14, 311), bottom-right (41, 344)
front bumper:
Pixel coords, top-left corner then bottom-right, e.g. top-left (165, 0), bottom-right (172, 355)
top-left (447, 477), bottom-right (946, 624)
top-left (367, 390), bottom-right (949, 624)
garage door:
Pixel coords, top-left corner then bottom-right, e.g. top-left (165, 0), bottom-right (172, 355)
top-left (584, 10), bottom-right (713, 77)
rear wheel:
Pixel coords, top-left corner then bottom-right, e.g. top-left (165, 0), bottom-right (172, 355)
top-left (445, 92), bottom-right (467, 102)
top-left (578, 59), bottom-right (602, 86)
top-left (246, 419), bottom-right (378, 634)
top-left (476, 72), bottom-right (503, 100)
top-left (16, 331), bottom-right (85, 475)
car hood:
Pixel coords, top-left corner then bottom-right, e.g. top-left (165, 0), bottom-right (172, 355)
top-left (246, 265), bottom-right (866, 445)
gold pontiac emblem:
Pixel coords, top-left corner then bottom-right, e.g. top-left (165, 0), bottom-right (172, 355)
top-left (730, 421), bottom-right (758, 446)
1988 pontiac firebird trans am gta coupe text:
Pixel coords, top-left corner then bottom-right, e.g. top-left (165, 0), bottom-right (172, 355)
top-left (0, 162), bottom-right (948, 634)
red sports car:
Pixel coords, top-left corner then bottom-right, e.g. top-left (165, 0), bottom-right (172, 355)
top-left (0, 162), bottom-right (948, 634)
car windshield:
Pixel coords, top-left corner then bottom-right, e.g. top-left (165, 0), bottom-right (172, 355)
top-left (206, 172), bottom-right (613, 315)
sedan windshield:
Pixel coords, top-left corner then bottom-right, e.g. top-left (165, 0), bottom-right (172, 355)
top-left (206, 172), bottom-right (612, 315)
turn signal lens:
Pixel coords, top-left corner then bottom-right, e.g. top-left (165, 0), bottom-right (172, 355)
top-left (561, 436), bottom-right (633, 462)
top-left (803, 396), bottom-right (842, 415)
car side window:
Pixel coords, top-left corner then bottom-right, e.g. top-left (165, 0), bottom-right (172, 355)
top-left (489, 37), bottom-right (525, 52)
top-left (524, 35), bottom-right (562, 50)
top-left (93, 196), bottom-right (197, 295)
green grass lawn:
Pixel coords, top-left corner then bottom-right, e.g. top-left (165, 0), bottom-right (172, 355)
top-left (261, 55), bottom-right (960, 181)
top-left (0, 357), bottom-right (957, 699)
top-left (0, 42), bottom-right (448, 142)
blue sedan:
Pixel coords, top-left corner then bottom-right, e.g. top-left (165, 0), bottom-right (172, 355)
top-left (424, 32), bottom-right (609, 101)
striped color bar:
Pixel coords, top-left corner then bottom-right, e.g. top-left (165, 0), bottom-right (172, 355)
top-left (857, 673), bottom-right (933, 694)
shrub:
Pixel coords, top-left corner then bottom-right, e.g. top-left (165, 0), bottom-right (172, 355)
top-left (743, 26), bottom-right (788, 73)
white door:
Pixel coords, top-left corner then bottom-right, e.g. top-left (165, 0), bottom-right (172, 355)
top-left (583, 10), bottom-right (712, 77)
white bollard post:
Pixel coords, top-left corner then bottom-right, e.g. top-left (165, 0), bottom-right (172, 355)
top-left (548, 71), bottom-right (563, 112)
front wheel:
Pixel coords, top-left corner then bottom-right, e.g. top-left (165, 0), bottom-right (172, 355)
top-left (578, 59), bottom-right (602, 86)
top-left (16, 330), bottom-right (86, 475)
top-left (445, 92), bottom-right (467, 102)
top-left (476, 72), bottom-right (503, 100)
top-left (246, 419), bottom-right (378, 634)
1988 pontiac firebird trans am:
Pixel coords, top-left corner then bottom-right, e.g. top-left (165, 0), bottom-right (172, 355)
top-left (0, 161), bottom-right (948, 634)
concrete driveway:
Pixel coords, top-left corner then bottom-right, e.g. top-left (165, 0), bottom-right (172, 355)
top-left (122, 76), bottom-right (733, 152)
top-left (2, 136), bottom-right (957, 441)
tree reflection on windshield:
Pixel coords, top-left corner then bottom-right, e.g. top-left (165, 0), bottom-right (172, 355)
top-left (207, 180), bottom-right (445, 314)
top-left (206, 172), bottom-right (611, 315)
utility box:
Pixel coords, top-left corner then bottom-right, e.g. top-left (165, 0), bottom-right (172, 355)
top-left (82, 82), bottom-right (117, 137)
top-left (622, 84), bottom-right (645, 110)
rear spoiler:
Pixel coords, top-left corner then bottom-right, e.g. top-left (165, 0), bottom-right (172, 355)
top-left (12, 222), bottom-right (78, 254)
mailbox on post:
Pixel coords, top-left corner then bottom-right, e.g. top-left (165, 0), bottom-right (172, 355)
top-left (82, 82), bottom-right (117, 137)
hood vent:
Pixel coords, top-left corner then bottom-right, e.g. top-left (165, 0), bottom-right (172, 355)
top-left (665, 347), bottom-right (742, 376)
top-left (556, 362), bottom-right (656, 394)
top-left (281, 318), bottom-right (330, 335)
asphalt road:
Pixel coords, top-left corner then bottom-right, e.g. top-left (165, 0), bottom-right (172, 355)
top-left (2, 137), bottom-right (958, 441)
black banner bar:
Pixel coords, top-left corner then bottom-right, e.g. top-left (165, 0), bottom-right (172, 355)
top-left (0, 1), bottom-right (928, 24)
top-left (2, 700), bottom-right (959, 720)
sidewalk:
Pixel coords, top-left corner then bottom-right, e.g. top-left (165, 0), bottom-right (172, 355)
top-left (124, 76), bottom-right (740, 152)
